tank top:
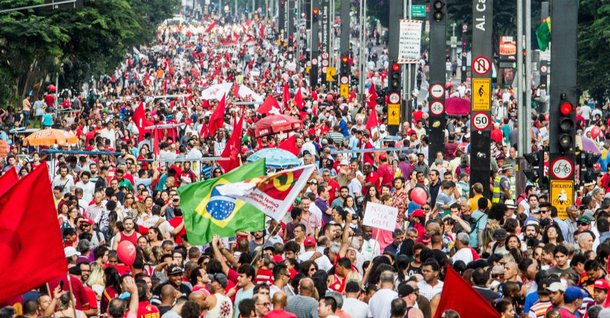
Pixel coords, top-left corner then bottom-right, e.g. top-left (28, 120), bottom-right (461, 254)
top-left (119, 231), bottom-right (138, 246)
top-left (205, 293), bottom-right (233, 318)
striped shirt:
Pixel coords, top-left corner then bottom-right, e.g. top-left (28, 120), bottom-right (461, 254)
top-left (528, 300), bottom-right (552, 318)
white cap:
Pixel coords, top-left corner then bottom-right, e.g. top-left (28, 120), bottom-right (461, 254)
top-left (64, 246), bottom-right (81, 258)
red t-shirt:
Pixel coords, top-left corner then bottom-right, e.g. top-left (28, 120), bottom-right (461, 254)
top-left (377, 163), bottom-right (395, 187)
top-left (48, 275), bottom-right (89, 310)
top-left (264, 309), bottom-right (297, 318)
top-left (83, 286), bottom-right (98, 311)
top-left (168, 217), bottom-right (185, 245)
top-left (137, 301), bottom-right (160, 318)
top-left (254, 268), bottom-right (274, 285)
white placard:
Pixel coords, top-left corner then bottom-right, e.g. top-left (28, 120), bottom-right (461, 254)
top-left (362, 202), bottom-right (398, 232)
top-left (398, 20), bottom-right (423, 64)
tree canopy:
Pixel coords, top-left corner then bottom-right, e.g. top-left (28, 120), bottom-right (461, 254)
top-left (0, 0), bottom-right (179, 108)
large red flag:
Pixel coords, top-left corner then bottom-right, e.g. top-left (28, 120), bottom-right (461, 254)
top-left (257, 96), bottom-right (281, 115)
top-left (219, 114), bottom-right (244, 173)
top-left (279, 134), bottom-right (300, 156)
top-left (433, 266), bottom-right (501, 318)
top-left (366, 108), bottom-right (379, 133)
top-left (367, 84), bottom-right (378, 108)
top-left (0, 164), bottom-right (68, 302)
top-left (232, 82), bottom-right (241, 99)
top-left (205, 20), bottom-right (218, 33)
top-left (282, 83), bottom-right (290, 109)
top-left (208, 94), bottom-right (227, 138)
top-left (0, 167), bottom-right (19, 197)
top-left (133, 102), bottom-right (147, 141)
top-left (294, 88), bottom-right (304, 110)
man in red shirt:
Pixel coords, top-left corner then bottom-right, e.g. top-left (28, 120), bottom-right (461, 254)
top-left (136, 281), bottom-right (160, 318)
top-left (321, 169), bottom-right (340, 203)
top-left (376, 153), bottom-right (395, 187)
top-left (264, 292), bottom-right (296, 318)
top-left (168, 208), bottom-right (186, 245)
top-left (363, 163), bottom-right (381, 194)
top-left (361, 131), bottom-right (375, 166)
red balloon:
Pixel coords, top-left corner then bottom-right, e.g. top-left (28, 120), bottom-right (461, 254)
top-left (117, 241), bottom-right (136, 266)
top-left (591, 126), bottom-right (601, 139)
top-left (326, 94), bottom-right (334, 102)
top-left (411, 187), bottom-right (428, 206)
top-left (48, 84), bottom-right (56, 93)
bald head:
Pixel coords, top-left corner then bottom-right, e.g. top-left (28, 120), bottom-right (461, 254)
top-left (272, 292), bottom-right (288, 309)
top-left (299, 278), bottom-right (315, 297)
top-left (188, 291), bottom-right (206, 309)
top-left (160, 284), bottom-right (177, 302)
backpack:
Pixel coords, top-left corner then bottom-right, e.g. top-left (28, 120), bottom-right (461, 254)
top-left (468, 213), bottom-right (485, 234)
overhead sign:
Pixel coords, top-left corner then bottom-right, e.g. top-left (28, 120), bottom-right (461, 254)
top-left (397, 19), bottom-right (423, 64)
top-left (472, 112), bottom-right (491, 131)
top-left (430, 84), bottom-right (445, 98)
top-left (550, 157), bottom-right (574, 180)
top-left (411, 5), bottom-right (427, 18)
top-left (362, 202), bottom-right (398, 231)
top-left (472, 56), bottom-right (491, 75)
top-left (550, 180), bottom-right (574, 220)
top-left (430, 101), bottom-right (444, 116)
top-left (472, 78), bottom-right (491, 111)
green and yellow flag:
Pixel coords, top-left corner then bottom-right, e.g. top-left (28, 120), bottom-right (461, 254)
top-left (536, 17), bottom-right (551, 52)
top-left (178, 159), bottom-right (267, 245)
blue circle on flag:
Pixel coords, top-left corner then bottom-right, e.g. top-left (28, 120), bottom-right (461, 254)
top-left (206, 186), bottom-right (236, 221)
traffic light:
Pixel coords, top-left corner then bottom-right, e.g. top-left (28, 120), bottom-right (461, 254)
top-left (288, 34), bottom-right (294, 47)
top-left (341, 54), bottom-right (349, 76)
top-left (581, 152), bottom-right (601, 184)
top-left (523, 151), bottom-right (546, 187)
top-left (312, 8), bottom-right (319, 22)
top-left (432, 0), bottom-right (445, 22)
top-left (557, 93), bottom-right (575, 154)
top-left (389, 62), bottom-right (401, 92)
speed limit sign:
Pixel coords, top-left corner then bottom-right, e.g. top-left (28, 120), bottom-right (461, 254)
top-left (312, 58), bottom-right (318, 66)
top-left (471, 112), bottom-right (491, 131)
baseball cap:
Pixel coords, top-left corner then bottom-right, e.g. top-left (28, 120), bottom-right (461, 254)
top-left (397, 283), bottom-right (416, 297)
top-left (547, 282), bottom-right (567, 293)
top-left (578, 215), bottom-right (592, 224)
top-left (167, 265), bottom-right (184, 276)
top-left (504, 199), bottom-right (516, 209)
top-left (304, 236), bottom-right (317, 248)
top-left (564, 286), bottom-right (587, 303)
top-left (209, 273), bottom-right (228, 288)
top-left (411, 209), bottom-right (425, 218)
top-left (595, 279), bottom-right (610, 291)
top-left (64, 246), bottom-right (81, 258)
top-left (493, 229), bottom-right (508, 241)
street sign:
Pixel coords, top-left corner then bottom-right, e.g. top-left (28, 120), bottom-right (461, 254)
top-left (340, 83), bottom-right (349, 99)
top-left (411, 5), bottom-right (427, 18)
top-left (388, 92), bottom-right (400, 104)
top-left (430, 101), bottom-right (444, 116)
top-left (550, 157), bottom-right (574, 180)
top-left (321, 66), bottom-right (327, 74)
top-left (321, 52), bottom-right (329, 59)
top-left (340, 75), bottom-right (349, 84)
top-left (430, 84), bottom-right (444, 98)
top-left (325, 67), bottom-right (336, 82)
top-left (388, 103), bottom-right (400, 125)
top-left (472, 56), bottom-right (491, 75)
top-left (472, 78), bottom-right (491, 111)
top-left (397, 19), bottom-right (423, 64)
top-left (321, 59), bottom-right (329, 67)
top-left (550, 180), bottom-right (574, 220)
top-left (471, 112), bottom-right (491, 131)
top-left (312, 58), bottom-right (318, 65)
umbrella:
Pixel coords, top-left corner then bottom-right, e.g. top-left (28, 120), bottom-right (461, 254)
top-left (255, 114), bottom-right (302, 138)
top-left (24, 128), bottom-right (78, 146)
top-left (578, 136), bottom-right (601, 155)
top-left (247, 148), bottom-right (301, 169)
top-left (200, 83), bottom-right (263, 101)
top-left (445, 97), bottom-right (471, 116)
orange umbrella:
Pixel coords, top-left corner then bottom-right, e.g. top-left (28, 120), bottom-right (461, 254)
top-left (24, 128), bottom-right (78, 146)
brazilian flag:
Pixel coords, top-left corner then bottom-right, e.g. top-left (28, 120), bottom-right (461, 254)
top-left (178, 159), bottom-right (267, 245)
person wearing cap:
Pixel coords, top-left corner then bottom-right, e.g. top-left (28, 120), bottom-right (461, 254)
top-left (158, 265), bottom-right (191, 298)
top-left (299, 236), bottom-right (332, 271)
top-left (492, 164), bottom-right (513, 204)
top-left (560, 286), bottom-right (587, 317)
top-left (504, 199), bottom-right (517, 220)
top-left (593, 279), bottom-right (610, 306)
top-left (342, 281), bottom-right (368, 318)
top-left (204, 273), bottom-right (233, 318)
top-left (396, 282), bottom-right (425, 318)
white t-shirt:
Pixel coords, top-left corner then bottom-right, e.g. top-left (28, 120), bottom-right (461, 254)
top-left (299, 251), bottom-right (333, 271)
top-left (367, 288), bottom-right (398, 318)
top-left (452, 247), bottom-right (474, 265)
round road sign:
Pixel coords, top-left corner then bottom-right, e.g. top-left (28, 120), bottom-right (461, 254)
top-left (471, 112), bottom-right (491, 131)
top-left (550, 157), bottom-right (574, 180)
top-left (472, 56), bottom-right (491, 75)
top-left (321, 52), bottom-right (329, 59)
top-left (321, 66), bottom-right (327, 74)
top-left (389, 92), bottom-right (400, 104)
top-left (312, 58), bottom-right (318, 65)
top-left (540, 65), bottom-right (548, 73)
top-left (430, 84), bottom-right (445, 99)
top-left (321, 59), bottom-right (329, 67)
top-left (340, 76), bottom-right (349, 84)
top-left (430, 101), bottom-right (444, 116)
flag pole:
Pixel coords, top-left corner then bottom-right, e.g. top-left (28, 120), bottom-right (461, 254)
top-left (250, 221), bottom-right (278, 265)
top-left (66, 274), bottom-right (78, 318)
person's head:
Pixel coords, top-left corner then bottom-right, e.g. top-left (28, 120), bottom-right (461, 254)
top-left (390, 298), bottom-right (407, 318)
top-left (237, 264), bottom-right (255, 288)
top-left (238, 298), bottom-right (256, 318)
top-left (298, 278), bottom-right (316, 297)
top-left (422, 259), bottom-right (440, 284)
top-left (554, 245), bottom-right (570, 267)
top-left (253, 294), bottom-right (271, 317)
top-left (318, 296), bottom-right (337, 318)
top-left (494, 298), bottom-right (515, 318)
top-left (547, 282), bottom-right (567, 306)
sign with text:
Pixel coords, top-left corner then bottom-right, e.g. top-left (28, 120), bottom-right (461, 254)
top-left (550, 180), bottom-right (574, 220)
top-left (472, 78), bottom-right (491, 111)
top-left (363, 202), bottom-right (398, 232)
top-left (398, 19), bottom-right (423, 64)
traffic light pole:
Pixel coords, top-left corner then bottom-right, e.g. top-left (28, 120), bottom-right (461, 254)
top-left (427, 0), bottom-right (446, 161)
top-left (549, 0), bottom-right (577, 220)
top-left (469, 0), bottom-right (493, 198)
top-left (310, 0), bottom-right (319, 88)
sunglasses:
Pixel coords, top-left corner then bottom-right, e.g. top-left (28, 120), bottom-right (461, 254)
top-left (578, 222), bottom-right (589, 226)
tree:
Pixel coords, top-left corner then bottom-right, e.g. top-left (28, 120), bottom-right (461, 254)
top-left (577, 0), bottom-right (610, 102)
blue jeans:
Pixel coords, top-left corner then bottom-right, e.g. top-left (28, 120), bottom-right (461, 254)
top-left (22, 110), bottom-right (30, 127)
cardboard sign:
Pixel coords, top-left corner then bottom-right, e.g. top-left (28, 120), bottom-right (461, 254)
top-left (363, 202), bottom-right (398, 232)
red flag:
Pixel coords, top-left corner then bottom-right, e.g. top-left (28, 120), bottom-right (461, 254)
top-left (0, 165), bottom-right (68, 302)
top-left (219, 114), bottom-right (244, 172)
top-left (208, 94), bottom-right (227, 138)
top-left (294, 88), bottom-right (304, 110)
top-left (257, 96), bottom-right (281, 115)
top-left (259, 24), bottom-right (265, 38)
top-left (366, 108), bottom-right (379, 133)
top-left (0, 168), bottom-right (19, 197)
top-left (133, 102), bottom-right (147, 141)
top-left (433, 266), bottom-right (501, 318)
top-left (367, 84), bottom-right (378, 108)
top-left (205, 20), bottom-right (218, 33)
top-left (232, 82), bottom-right (241, 99)
top-left (279, 134), bottom-right (300, 156)
top-left (312, 90), bottom-right (318, 101)
top-left (282, 83), bottom-right (290, 109)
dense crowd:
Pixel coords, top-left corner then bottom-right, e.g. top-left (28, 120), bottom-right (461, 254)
top-left (4, 7), bottom-right (610, 318)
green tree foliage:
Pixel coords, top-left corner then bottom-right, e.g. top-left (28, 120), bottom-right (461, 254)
top-left (0, 0), bottom-right (178, 108)
top-left (578, 0), bottom-right (610, 102)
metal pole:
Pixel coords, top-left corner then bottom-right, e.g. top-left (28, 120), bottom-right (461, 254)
top-left (0, 0), bottom-right (76, 13)
top-left (403, 0), bottom-right (410, 125)
top-left (517, 0), bottom-right (524, 156)
top-left (523, 0), bottom-right (532, 153)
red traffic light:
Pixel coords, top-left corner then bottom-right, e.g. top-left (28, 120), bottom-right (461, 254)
top-left (341, 56), bottom-right (348, 63)
top-left (392, 63), bottom-right (400, 72)
top-left (313, 8), bottom-right (319, 15)
top-left (560, 102), bottom-right (573, 116)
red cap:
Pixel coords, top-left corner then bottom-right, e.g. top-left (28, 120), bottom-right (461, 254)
top-left (594, 279), bottom-right (610, 291)
top-left (412, 209), bottom-right (425, 218)
top-left (304, 236), bottom-right (317, 247)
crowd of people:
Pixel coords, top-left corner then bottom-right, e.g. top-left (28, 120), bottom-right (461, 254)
top-left (4, 6), bottom-right (610, 318)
